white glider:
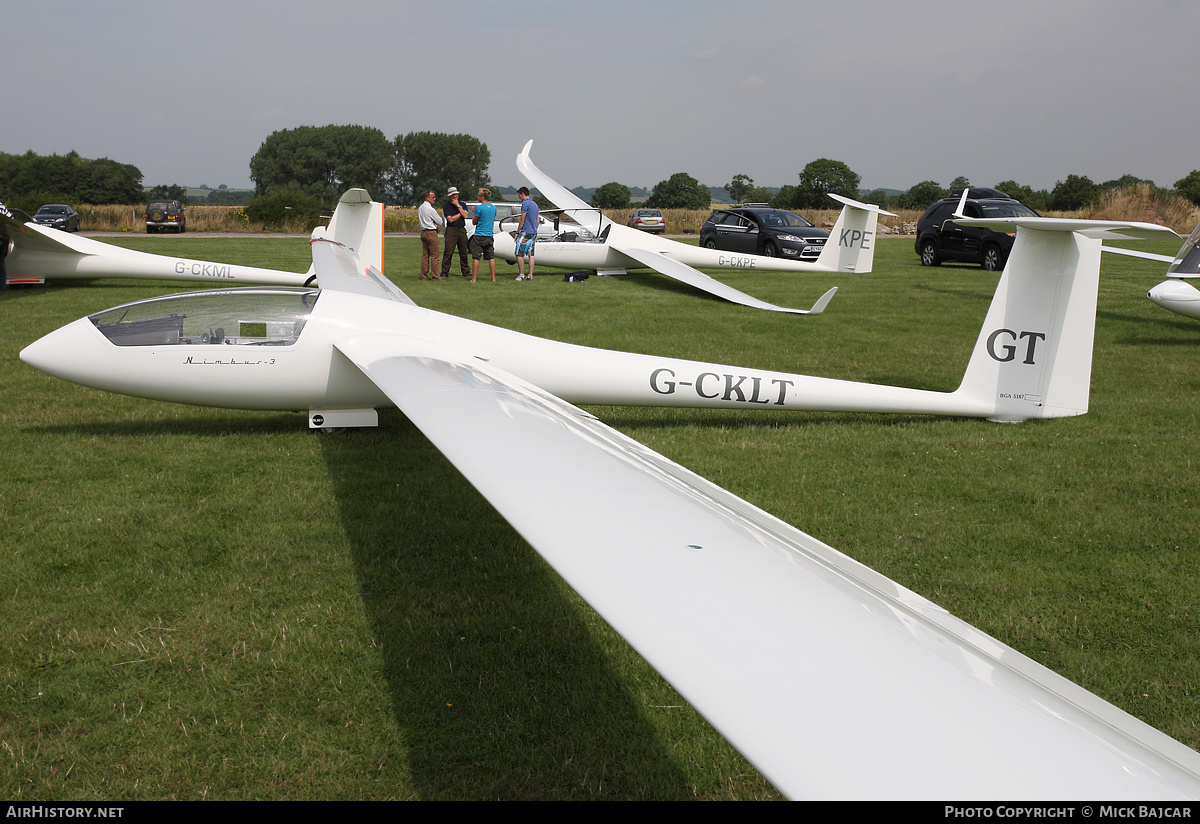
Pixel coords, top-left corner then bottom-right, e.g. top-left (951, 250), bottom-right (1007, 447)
top-left (490, 141), bottom-right (894, 314)
top-left (1103, 222), bottom-right (1200, 319)
top-left (19, 194), bottom-right (1200, 799)
top-left (0, 210), bottom-right (311, 287)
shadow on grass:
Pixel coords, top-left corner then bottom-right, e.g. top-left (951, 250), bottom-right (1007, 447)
top-left (317, 410), bottom-right (700, 799)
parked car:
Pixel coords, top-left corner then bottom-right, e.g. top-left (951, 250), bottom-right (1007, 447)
top-left (699, 206), bottom-right (828, 260)
top-left (145, 200), bottom-right (186, 233)
top-left (32, 204), bottom-right (80, 232)
top-left (628, 208), bottom-right (665, 233)
top-left (915, 188), bottom-right (1039, 271)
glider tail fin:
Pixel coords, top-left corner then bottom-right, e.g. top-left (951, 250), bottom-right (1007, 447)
top-left (955, 227), bottom-right (1101, 421)
top-left (952, 218), bottom-right (1174, 421)
top-left (324, 189), bottom-right (385, 274)
top-left (813, 195), bottom-right (895, 273)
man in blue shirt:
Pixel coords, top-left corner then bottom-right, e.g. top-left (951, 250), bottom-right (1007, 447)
top-left (515, 186), bottom-right (539, 281)
top-left (469, 188), bottom-right (497, 283)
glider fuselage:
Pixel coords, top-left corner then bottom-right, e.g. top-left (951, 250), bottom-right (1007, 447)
top-left (22, 286), bottom-right (991, 419)
top-left (493, 220), bottom-right (852, 274)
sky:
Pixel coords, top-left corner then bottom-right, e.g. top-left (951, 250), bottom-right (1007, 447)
top-left (4, 0), bottom-right (1197, 195)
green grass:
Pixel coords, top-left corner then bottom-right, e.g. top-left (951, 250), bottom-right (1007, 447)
top-left (2, 236), bottom-right (1199, 799)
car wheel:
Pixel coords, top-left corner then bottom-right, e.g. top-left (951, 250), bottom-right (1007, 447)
top-left (703, 238), bottom-right (717, 249)
top-left (982, 244), bottom-right (1003, 272)
top-left (761, 241), bottom-right (778, 257)
top-left (919, 239), bottom-right (940, 266)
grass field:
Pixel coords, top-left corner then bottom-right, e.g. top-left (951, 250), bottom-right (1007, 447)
top-left (2, 235), bottom-right (1198, 799)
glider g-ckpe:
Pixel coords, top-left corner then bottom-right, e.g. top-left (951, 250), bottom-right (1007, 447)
top-left (19, 190), bottom-right (1200, 799)
top-left (487, 141), bottom-right (894, 315)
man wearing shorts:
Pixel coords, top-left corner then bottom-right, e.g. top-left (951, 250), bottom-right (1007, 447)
top-left (514, 186), bottom-right (538, 281)
top-left (469, 188), bottom-right (497, 283)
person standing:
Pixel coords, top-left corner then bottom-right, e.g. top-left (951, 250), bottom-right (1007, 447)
top-left (514, 186), bottom-right (539, 281)
top-left (469, 188), bottom-right (497, 283)
top-left (441, 186), bottom-right (471, 279)
top-left (417, 189), bottom-right (444, 280)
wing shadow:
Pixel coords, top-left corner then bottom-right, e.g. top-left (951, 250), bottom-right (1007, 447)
top-left (317, 409), bottom-right (765, 799)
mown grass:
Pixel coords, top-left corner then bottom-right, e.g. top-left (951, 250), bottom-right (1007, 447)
top-left (2, 236), bottom-right (1198, 799)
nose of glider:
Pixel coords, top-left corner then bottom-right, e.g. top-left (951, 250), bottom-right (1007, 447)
top-left (20, 317), bottom-right (106, 385)
top-left (1147, 279), bottom-right (1200, 320)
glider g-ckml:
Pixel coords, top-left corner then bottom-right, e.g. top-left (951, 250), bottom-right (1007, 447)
top-left (19, 191), bottom-right (1200, 799)
top-left (486, 141), bottom-right (894, 315)
top-left (0, 208), bottom-right (315, 288)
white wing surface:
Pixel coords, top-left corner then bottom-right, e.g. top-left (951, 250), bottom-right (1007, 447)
top-left (1101, 246), bottom-right (1176, 264)
top-left (333, 333), bottom-right (1200, 800)
top-left (516, 140), bottom-right (606, 233)
top-left (615, 245), bottom-right (837, 315)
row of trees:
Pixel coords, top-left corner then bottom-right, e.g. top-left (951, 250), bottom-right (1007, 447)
top-left (0, 150), bottom-right (144, 212)
top-left (247, 125), bottom-right (491, 208)
top-left (590, 159), bottom-right (865, 212)
top-left (591, 160), bottom-right (1200, 214)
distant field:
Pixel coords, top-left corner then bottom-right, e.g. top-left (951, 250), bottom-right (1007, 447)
top-left (2, 236), bottom-right (1198, 799)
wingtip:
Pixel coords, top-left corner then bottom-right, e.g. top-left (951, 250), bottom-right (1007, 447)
top-left (807, 286), bottom-right (838, 315)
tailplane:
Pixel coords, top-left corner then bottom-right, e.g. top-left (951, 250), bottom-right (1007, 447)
top-left (813, 195), bottom-right (896, 273)
top-left (954, 217), bottom-right (1177, 421)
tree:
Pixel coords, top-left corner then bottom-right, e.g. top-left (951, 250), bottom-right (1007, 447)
top-left (0, 150), bottom-right (143, 204)
top-left (770, 185), bottom-right (798, 210)
top-left (147, 184), bottom-right (189, 204)
top-left (392, 132), bottom-right (491, 206)
top-left (1175, 171), bottom-right (1200, 207)
top-left (949, 176), bottom-right (971, 191)
top-left (741, 186), bottom-right (774, 204)
top-left (899, 180), bottom-right (947, 211)
top-left (242, 187), bottom-right (328, 230)
top-left (861, 189), bottom-right (892, 209)
top-left (1049, 174), bottom-right (1100, 211)
top-left (993, 180), bottom-right (1049, 212)
top-left (646, 172), bottom-right (711, 209)
top-left (1101, 174), bottom-right (1155, 191)
top-left (249, 125), bottom-right (394, 201)
top-left (795, 159), bottom-right (861, 209)
top-left (725, 174), bottom-right (754, 204)
top-left (591, 182), bottom-right (631, 210)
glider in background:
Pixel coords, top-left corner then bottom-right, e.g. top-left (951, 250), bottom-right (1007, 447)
top-left (20, 191), bottom-right (1200, 798)
top-left (0, 204), bottom-right (335, 288)
top-left (488, 141), bottom-right (895, 315)
top-left (1103, 222), bottom-right (1200, 319)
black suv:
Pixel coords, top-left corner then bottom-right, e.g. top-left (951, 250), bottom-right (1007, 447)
top-left (146, 200), bottom-right (186, 233)
top-left (700, 206), bottom-right (828, 261)
top-left (915, 188), bottom-right (1038, 271)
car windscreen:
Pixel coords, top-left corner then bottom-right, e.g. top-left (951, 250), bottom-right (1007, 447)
top-left (761, 211), bottom-right (813, 228)
top-left (978, 202), bottom-right (1039, 219)
top-left (38, 206), bottom-right (68, 215)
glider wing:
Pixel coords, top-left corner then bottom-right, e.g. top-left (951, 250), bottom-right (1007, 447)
top-left (332, 331), bottom-right (1200, 800)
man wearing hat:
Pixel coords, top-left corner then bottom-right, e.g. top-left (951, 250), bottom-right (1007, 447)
top-left (441, 186), bottom-right (471, 279)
